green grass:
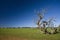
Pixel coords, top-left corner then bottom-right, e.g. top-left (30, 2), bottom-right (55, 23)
top-left (0, 28), bottom-right (60, 40)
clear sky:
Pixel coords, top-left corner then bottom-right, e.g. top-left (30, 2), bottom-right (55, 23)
top-left (0, 0), bottom-right (60, 27)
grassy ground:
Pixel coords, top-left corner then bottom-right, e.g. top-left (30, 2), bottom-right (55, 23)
top-left (0, 28), bottom-right (60, 40)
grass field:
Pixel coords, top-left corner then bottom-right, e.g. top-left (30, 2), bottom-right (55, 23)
top-left (0, 28), bottom-right (60, 40)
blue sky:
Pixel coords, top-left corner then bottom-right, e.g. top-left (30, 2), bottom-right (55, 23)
top-left (0, 0), bottom-right (60, 27)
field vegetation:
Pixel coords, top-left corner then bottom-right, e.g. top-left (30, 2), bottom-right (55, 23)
top-left (0, 28), bottom-right (60, 40)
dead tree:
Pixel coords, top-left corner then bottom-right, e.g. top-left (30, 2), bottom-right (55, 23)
top-left (47, 17), bottom-right (55, 27)
top-left (36, 9), bottom-right (46, 28)
top-left (36, 13), bottom-right (43, 28)
top-left (43, 21), bottom-right (48, 28)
